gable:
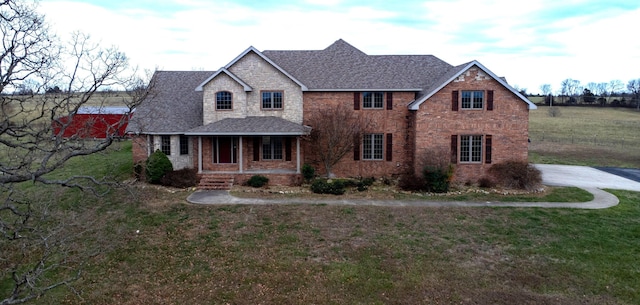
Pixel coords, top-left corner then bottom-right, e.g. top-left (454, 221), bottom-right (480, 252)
top-left (195, 68), bottom-right (252, 92)
top-left (409, 61), bottom-right (537, 110)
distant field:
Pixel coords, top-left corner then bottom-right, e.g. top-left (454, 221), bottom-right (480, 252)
top-left (529, 106), bottom-right (640, 168)
top-left (1, 92), bottom-right (134, 129)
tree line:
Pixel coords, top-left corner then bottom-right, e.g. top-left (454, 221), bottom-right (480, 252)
top-left (530, 79), bottom-right (640, 109)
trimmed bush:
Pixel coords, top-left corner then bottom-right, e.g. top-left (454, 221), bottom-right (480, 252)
top-left (488, 160), bottom-right (542, 190)
top-left (310, 179), bottom-right (345, 195)
top-left (145, 150), bottom-right (173, 184)
top-left (247, 175), bottom-right (269, 188)
top-left (302, 163), bottom-right (315, 182)
top-left (160, 168), bottom-right (199, 188)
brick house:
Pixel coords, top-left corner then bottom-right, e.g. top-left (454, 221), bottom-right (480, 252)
top-left (126, 39), bottom-right (536, 187)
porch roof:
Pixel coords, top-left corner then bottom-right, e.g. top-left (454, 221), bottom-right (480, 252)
top-left (184, 116), bottom-right (311, 136)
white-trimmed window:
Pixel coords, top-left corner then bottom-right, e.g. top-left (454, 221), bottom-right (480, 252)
top-left (262, 136), bottom-right (283, 160)
top-left (216, 91), bottom-right (232, 110)
top-left (262, 91), bottom-right (283, 109)
top-left (362, 92), bottom-right (384, 109)
top-left (461, 90), bottom-right (484, 109)
top-left (460, 135), bottom-right (483, 163)
top-left (362, 134), bottom-right (383, 160)
top-left (160, 135), bottom-right (171, 156)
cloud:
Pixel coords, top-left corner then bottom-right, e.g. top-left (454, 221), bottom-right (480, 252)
top-left (38, 0), bottom-right (640, 93)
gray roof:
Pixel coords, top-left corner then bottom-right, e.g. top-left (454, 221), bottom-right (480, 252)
top-left (126, 70), bottom-right (213, 134)
top-left (262, 39), bottom-right (454, 92)
top-left (185, 116), bottom-right (311, 136)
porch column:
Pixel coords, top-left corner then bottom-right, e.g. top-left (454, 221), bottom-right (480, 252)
top-left (296, 136), bottom-right (301, 174)
top-left (238, 136), bottom-right (244, 173)
top-left (198, 136), bottom-right (202, 174)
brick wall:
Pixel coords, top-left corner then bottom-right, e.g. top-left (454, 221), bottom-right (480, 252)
top-left (131, 135), bottom-right (149, 164)
top-left (413, 67), bottom-right (530, 183)
top-left (196, 136), bottom-right (300, 173)
top-left (302, 91), bottom-right (415, 178)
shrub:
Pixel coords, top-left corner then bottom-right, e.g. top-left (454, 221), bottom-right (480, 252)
top-left (398, 172), bottom-right (425, 192)
top-left (422, 166), bottom-right (452, 193)
top-left (355, 177), bottom-right (375, 192)
top-left (478, 176), bottom-right (495, 188)
top-left (133, 161), bottom-right (145, 180)
top-left (488, 160), bottom-right (542, 190)
top-left (160, 168), bottom-right (199, 188)
top-left (145, 150), bottom-right (173, 184)
top-left (246, 175), bottom-right (269, 188)
top-left (302, 164), bottom-right (315, 182)
top-left (310, 179), bottom-right (345, 195)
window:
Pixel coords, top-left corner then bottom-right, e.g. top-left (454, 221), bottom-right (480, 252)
top-left (161, 135), bottom-right (171, 156)
top-left (262, 91), bottom-right (283, 109)
top-left (262, 136), bottom-right (282, 160)
top-left (362, 134), bottom-right (383, 160)
top-left (216, 91), bottom-right (232, 110)
top-left (179, 135), bottom-right (189, 155)
top-left (362, 92), bottom-right (384, 109)
top-left (460, 135), bottom-right (482, 163)
top-left (461, 91), bottom-right (484, 109)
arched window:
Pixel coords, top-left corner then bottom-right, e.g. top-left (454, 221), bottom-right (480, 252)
top-left (216, 91), bottom-right (232, 110)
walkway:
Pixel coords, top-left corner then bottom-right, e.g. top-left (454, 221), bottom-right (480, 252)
top-left (187, 164), bottom-right (640, 209)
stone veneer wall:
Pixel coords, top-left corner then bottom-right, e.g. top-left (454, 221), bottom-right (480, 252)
top-left (130, 135), bottom-right (192, 170)
top-left (413, 67), bottom-right (530, 183)
top-left (302, 91), bottom-right (416, 178)
top-left (202, 52), bottom-right (304, 125)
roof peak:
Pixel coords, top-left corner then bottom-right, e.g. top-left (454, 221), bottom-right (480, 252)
top-left (323, 39), bottom-right (367, 56)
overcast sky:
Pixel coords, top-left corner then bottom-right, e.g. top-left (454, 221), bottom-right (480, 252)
top-left (39, 0), bottom-right (640, 94)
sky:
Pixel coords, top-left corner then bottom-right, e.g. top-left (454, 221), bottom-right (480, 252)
top-left (38, 0), bottom-right (640, 94)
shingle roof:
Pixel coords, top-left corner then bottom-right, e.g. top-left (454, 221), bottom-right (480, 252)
top-left (185, 116), bottom-right (311, 136)
top-left (262, 39), bottom-right (454, 91)
top-left (126, 70), bottom-right (213, 134)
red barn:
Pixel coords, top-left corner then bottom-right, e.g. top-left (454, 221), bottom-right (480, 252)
top-left (53, 106), bottom-right (132, 139)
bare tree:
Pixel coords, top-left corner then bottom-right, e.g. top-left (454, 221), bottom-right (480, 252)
top-left (305, 104), bottom-right (367, 177)
top-left (628, 78), bottom-right (640, 110)
top-left (539, 84), bottom-right (553, 106)
top-left (1, 1), bottom-right (151, 303)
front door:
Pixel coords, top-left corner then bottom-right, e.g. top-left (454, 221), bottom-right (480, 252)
top-left (213, 136), bottom-right (237, 163)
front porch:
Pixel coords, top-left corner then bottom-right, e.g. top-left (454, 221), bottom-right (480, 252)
top-left (186, 116), bottom-right (311, 189)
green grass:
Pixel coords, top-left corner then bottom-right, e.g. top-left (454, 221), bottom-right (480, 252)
top-left (20, 189), bottom-right (638, 304)
top-left (529, 106), bottom-right (640, 167)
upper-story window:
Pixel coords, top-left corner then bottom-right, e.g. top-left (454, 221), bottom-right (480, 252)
top-left (461, 91), bottom-right (484, 109)
top-left (216, 91), bottom-right (232, 110)
top-left (262, 91), bottom-right (283, 109)
top-left (362, 92), bottom-right (384, 109)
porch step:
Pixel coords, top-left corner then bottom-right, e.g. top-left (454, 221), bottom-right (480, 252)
top-left (198, 175), bottom-right (235, 190)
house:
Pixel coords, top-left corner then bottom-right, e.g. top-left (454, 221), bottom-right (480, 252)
top-left (126, 39), bottom-right (536, 188)
top-left (53, 106), bottom-right (131, 139)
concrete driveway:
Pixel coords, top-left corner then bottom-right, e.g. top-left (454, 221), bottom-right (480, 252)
top-left (534, 164), bottom-right (640, 192)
